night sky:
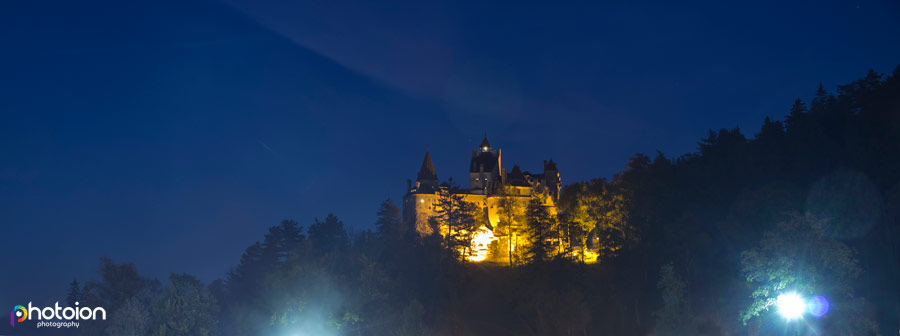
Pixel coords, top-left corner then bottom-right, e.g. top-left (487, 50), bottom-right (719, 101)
top-left (2, 0), bottom-right (898, 305)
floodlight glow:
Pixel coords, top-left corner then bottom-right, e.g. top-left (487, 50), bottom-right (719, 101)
top-left (776, 293), bottom-right (806, 320)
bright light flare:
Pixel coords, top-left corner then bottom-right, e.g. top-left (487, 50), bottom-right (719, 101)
top-left (776, 293), bottom-right (806, 320)
top-left (465, 226), bottom-right (495, 262)
top-left (808, 295), bottom-right (830, 318)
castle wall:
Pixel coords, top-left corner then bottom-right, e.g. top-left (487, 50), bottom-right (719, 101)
top-left (403, 142), bottom-right (560, 263)
top-left (402, 189), bottom-right (557, 263)
top-left (402, 193), bottom-right (441, 236)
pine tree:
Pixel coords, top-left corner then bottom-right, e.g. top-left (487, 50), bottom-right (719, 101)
top-left (225, 242), bottom-right (263, 303)
top-left (308, 214), bottom-right (348, 254)
top-left (375, 198), bottom-right (404, 242)
top-left (784, 98), bottom-right (807, 131)
top-left (524, 193), bottom-right (558, 264)
top-left (810, 83), bottom-right (832, 113)
top-left (558, 182), bottom-right (601, 262)
top-left (457, 200), bottom-right (484, 259)
top-left (428, 182), bottom-right (478, 260)
top-left (260, 220), bottom-right (306, 269)
top-left (150, 274), bottom-right (219, 336)
top-left (66, 279), bottom-right (81, 307)
top-left (496, 185), bottom-right (525, 265)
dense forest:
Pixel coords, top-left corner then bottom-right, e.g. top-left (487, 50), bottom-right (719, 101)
top-left (63, 66), bottom-right (900, 335)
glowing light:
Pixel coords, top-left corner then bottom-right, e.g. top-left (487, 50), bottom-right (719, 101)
top-left (808, 295), bottom-right (830, 318)
top-left (776, 293), bottom-right (806, 320)
top-left (465, 226), bottom-right (495, 262)
top-left (420, 199), bottom-right (424, 203)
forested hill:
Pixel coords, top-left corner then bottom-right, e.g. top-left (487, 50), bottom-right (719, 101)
top-left (556, 66), bottom-right (900, 334)
top-left (52, 66), bottom-right (900, 336)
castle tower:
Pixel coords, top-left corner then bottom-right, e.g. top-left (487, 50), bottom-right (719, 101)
top-left (416, 151), bottom-right (439, 190)
top-left (469, 136), bottom-right (501, 194)
top-left (403, 151), bottom-right (441, 236)
top-left (479, 137), bottom-right (491, 152)
top-left (543, 159), bottom-right (561, 201)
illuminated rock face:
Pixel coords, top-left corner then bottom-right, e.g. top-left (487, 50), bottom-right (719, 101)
top-left (402, 138), bottom-right (561, 263)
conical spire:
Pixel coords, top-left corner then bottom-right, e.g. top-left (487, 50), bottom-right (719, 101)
top-left (417, 152), bottom-right (438, 181)
top-left (479, 136), bottom-right (491, 151)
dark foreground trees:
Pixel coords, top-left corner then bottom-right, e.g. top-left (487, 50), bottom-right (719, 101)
top-left (150, 274), bottom-right (218, 336)
top-left (741, 213), bottom-right (875, 334)
top-left (428, 181), bottom-right (482, 260)
top-left (68, 66), bottom-right (900, 335)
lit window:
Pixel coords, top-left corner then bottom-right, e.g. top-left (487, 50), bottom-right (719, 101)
top-left (420, 199), bottom-right (424, 203)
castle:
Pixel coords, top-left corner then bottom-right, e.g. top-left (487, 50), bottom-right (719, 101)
top-left (402, 137), bottom-right (560, 262)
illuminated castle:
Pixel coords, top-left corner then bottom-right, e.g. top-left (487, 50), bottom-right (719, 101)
top-left (402, 137), bottom-right (560, 262)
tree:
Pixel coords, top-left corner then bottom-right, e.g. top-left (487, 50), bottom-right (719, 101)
top-left (524, 193), bottom-right (558, 264)
top-left (496, 185), bottom-right (526, 265)
top-left (584, 178), bottom-right (634, 261)
top-left (67, 279), bottom-right (82, 307)
top-left (82, 257), bottom-right (150, 312)
top-left (653, 262), bottom-right (694, 335)
top-left (559, 181), bottom-right (604, 262)
top-left (308, 214), bottom-right (348, 254)
top-left (740, 213), bottom-right (875, 334)
top-left (784, 98), bottom-right (807, 131)
top-left (226, 242), bottom-right (263, 296)
top-left (375, 198), bottom-right (404, 242)
top-left (75, 258), bottom-right (153, 336)
top-left (428, 182), bottom-right (479, 259)
top-left (457, 200), bottom-right (485, 259)
top-left (261, 220), bottom-right (306, 264)
top-left (108, 297), bottom-right (152, 336)
top-left (151, 274), bottom-right (219, 336)
top-left (106, 284), bottom-right (161, 336)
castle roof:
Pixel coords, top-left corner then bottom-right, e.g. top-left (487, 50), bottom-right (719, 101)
top-left (544, 159), bottom-right (557, 171)
top-left (417, 152), bottom-right (438, 181)
top-left (507, 164), bottom-right (530, 186)
top-left (470, 151), bottom-right (499, 173)
top-left (479, 136), bottom-right (491, 149)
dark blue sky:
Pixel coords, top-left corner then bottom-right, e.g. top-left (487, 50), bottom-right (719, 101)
top-left (1, 0), bottom-right (898, 305)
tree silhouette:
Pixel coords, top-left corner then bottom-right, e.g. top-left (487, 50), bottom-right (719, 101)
top-left (308, 214), bottom-right (348, 254)
top-left (524, 193), bottom-right (558, 263)
top-left (428, 181), bottom-right (479, 259)
top-left (66, 278), bottom-right (82, 307)
top-left (150, 274), bottom-right (219, 336)
top-left (496, 184), bottom-right (525, 265)
top-left (375, 198), bottom-right (404, 242)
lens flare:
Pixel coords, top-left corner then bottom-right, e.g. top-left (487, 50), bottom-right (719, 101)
top-left (808, 295), bottom-right (830, 318)
top-left (776, 293), bottom-right (806, 320)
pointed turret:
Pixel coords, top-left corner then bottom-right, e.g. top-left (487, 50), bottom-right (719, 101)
top-left (479, 136), bottom-right (491, 152)
top-left (417, 152), bottom-right (438, 181)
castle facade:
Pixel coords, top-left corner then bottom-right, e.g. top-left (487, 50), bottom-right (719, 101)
top-left (402, 137), bottom-right (560, 262)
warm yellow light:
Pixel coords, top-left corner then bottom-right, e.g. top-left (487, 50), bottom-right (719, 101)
top-left (582, 250), bottom-right (599, 263)
top-left (465, 226), bottom-right (495, 262)
top-left (420, 199), bottom-right (424, 203)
